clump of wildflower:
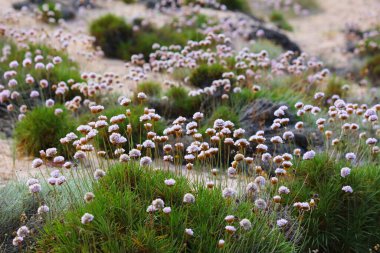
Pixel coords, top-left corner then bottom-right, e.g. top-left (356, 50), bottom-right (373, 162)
top-left (239, 219), bottom-right (252, 231)
top-left (140, 156), bottom-right (152, 167)
top-left (342, 185), bottom-right (353, 193)
top-left (94, 169), bottom-right (106, 180)
top-left (163, 207), bottom-right (171, 214)
top-left (277, 218), bottom-right (288, 227)
top-left (164, 178), bottom-right (176, 186)
top-left (183, 193), bottom-right (195, 204)
top-left (32, 158), bottom-right (43, 168)
top-left (222, 188), bottom-right (236, 199)
top-left (37, 205), bottom-right (50, 214)
top-left (17, 226), bottom-right (30, 237)
top-left (81, 213), bottom-right (94, 224)
top-left (340, 167), bottom-right (351, 178)
top-left (84, 192), bottom-right (95, 203)
top-left (303, 150), bottom-right (316, 160)
top-left (185, 228), bottom-right (194, 236)
top-left (278, 186), bottom-right (290, 194)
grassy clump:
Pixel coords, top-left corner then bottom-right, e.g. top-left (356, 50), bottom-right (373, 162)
top-left (90, 105), bottom-right (166, 156)
top-left (90, 14), bottom-right (203, 60)
top-left (189, 64), bottom-right (226, 88)
top-left (14, 105), bottom-right (76, 157)
top-left (251, 39), bottom-right (283, 59)
top-left (270, 11), bottom-right (293, 31)
top-left (218, 0), bottom-right (250, 12)
top-left (185, 0), bottom-right (250, 13)
top-left (89, 14), bottom-right (133, 59)
top-left (364, 54), bottom-right (380, 84)
top-left (136, 81), bottom-right (162, 97)
top-left (0, 39), bottom-right (83, 104)
top-left (38, 2), bottom-right (63, 24)
top-left (0, 175), bottom-right (91, 252)
top-left (37, 162), bottom-right (296, 252)
top-left (325, 75), bottom-right (346, 98)
top-left (288, 155), bottom-right (380, 252)
top-left (164, 86), bottom-right (203, 117)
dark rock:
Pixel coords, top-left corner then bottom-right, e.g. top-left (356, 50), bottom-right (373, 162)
top-left (12, 1), bottom-right (32, 10)
top-left (239, 99), bottom-right (320, 154)
top-left (239, 99), bottom-right (295, 134)
top-left (249, 26), bottom-right (301, 53)
top-left (60, 6), bottom-right (76, 20)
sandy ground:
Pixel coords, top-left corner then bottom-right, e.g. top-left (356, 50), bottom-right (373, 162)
top-left (288, 0), bottom-right (380, 68)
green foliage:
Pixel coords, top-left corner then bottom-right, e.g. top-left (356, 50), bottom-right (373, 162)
top-left (288, 155), bottom-right (380, 252)
top-left (38, 2), bottom-right (63, 24)
top-left (122, 0), bottom-right (135, 3)
top-left (218, 0), bottom-right (250, 12)
top-left (251, 39), bottom-right (283, 58)
top-left (325, 75), bottom-right (345, 98)
top-left (90, 14), bottom-right (203, 60)
top-left (189, 64), bottom-right (226, 88)
top-left (0, 39), bottom-right (83, 105)
top-left (164, 86), bottom-right (202, 117)
top-left (185, 0), bottom-right (250, 13)
top-left (295, 0), bottom-right (319, 12)
top-left (136, 81), bottom-right (162, 97)
top-left (14, 105), bottom-right (76, 157)
top-left (37, 162), bottom-right (295, 252)
top-left (0, 175), bottom-right (92, 252)
top-left (202, 106), bottom-right (240, 133)
top-left (364, 54), bottom-right (380, 83)
top-left (91, 105), bottom-right (166, 156)
top-left (89, 14), bottom-right (133, 59)
top-left (270, 11), bottom-right (294, 31)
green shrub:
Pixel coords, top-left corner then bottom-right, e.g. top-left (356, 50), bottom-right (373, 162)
top-left (325, 75), bottom-right (345, 98)
top-left (202, 105), bottom-right (240, 132)
top-left (0, 39), bottom-right (83, 105)
top-left (364, 54), bottom-right (380, 83)
top-left (90, 15), bottom-right (203, 60)
top-left (185, 0), bottom-right (250, 13)
top-left (270, 11), bottom-right (293, 31)
top-left (251, 39), bottom-right (283, 58)
top-left (37, 162), bottom-right (295, 252)
top-left (91, 105), bottom-right (166, 157)
top-left (288, 155), bottom-right (380, 252)
top-left (14, 105), bottom-right (76, 157)
top-left (90, 14), bottom-right (133, 59)
top-left (0, 175), bottom-right (91, 252)
top-left (38, 2), bottom-right (63, 24)
top-left (165, 86), bottom-right (202, 117)
top-left (219, 0), bottom-right (250, 12)
top-left (189, 64), bottom-right (226, 88)
top-left (122, 0), bottom-right (135, 3)
top-left (136, 81), bottom-right (162, 97)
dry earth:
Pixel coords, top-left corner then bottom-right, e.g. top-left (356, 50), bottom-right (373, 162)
top-left (288, 0), bottom-right (380, 68)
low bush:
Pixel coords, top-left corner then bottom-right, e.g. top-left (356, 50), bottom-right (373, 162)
top-left (38, 2), bottom-right (63, 24)
top-left (0, 39), bottom-right (83, 107)
top-left (136, 81), bottom-right (162, 97)
top-left (189, 64), bottom-right (226, 88)
top-left (14, 105), bottom-right (76, 157)
top-left (164, 86), bottom-right (203, 117)
top-left (90, 14), bottom-right (203, 60)
top-left (37, 162), bottom-right (295, 252)
top-left (364, 54), bottom-right (380, 84)
top-left (270, 11), bottom-right (294, 31)
top-left (91, 105), bottom-right (166, 157)
top-left (288, 155), bottom-right (380, 252)
top-left (89, 14), bottom-right (133, 59)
